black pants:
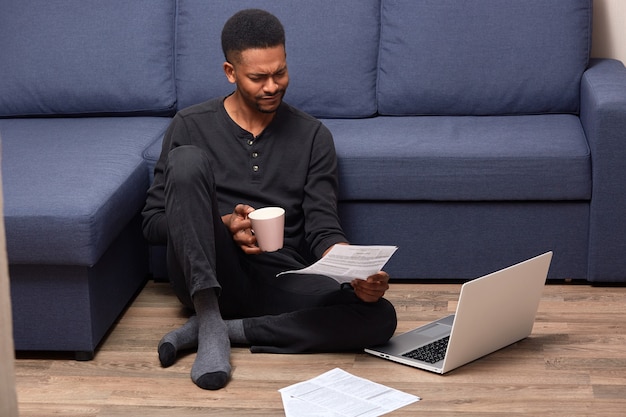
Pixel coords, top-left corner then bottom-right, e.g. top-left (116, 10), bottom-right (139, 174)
top-left (163, 145), bottom-right (397, 353)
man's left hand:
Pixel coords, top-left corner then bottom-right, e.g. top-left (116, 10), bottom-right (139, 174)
top-left (351, 271), bottom-right (390, 303)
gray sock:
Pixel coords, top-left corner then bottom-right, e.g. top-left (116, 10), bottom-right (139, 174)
top-left (225, 319), bottom-right (249, 345)
top-left (157, 315), bottom-right (199, 367)
top-left (191, 289), bottom-right (231, 390)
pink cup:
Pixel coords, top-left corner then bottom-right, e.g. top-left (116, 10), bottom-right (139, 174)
top-left (248, 207), bottom-right (285, 252)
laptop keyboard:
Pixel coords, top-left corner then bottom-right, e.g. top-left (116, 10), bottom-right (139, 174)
top-left (401, 336), bottom-right (450, 364)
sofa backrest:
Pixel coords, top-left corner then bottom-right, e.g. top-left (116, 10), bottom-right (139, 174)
top-left (0, 0), bottom-right (593, 119)
top-left (0, 0), bottom-right (176, 117)
top-left (377, 0), bottom-right (592, 116)
top-left (175, 0), bottom-right (380, 118)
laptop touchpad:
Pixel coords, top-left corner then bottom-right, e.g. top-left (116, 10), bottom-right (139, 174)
top-left (421, 324), bottom-right (451, 339)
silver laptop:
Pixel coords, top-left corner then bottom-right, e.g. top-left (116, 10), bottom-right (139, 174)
top-left (365, 252), bottom-right (552, 374)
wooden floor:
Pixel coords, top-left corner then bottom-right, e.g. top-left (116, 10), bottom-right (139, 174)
top-left (14, 280), bottom-right (626, 416)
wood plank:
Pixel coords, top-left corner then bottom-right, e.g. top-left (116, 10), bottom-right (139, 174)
top-left (15, 281), bottom-right (626, 416)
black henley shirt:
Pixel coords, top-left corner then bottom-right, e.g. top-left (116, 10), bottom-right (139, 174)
top-left (142, 97), bottom-right (348, 262)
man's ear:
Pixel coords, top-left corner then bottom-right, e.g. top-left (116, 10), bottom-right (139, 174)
top-left (223, 61), bottom-right (236, 84)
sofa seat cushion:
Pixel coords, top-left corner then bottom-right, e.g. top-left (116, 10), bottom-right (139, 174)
top-left (323, 115), bottom-right (591, 201)
top-left (1, 117), bottom-right (171, 265)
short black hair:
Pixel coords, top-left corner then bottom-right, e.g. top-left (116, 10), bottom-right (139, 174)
top-left (221, 9), bottom-right (286, 63)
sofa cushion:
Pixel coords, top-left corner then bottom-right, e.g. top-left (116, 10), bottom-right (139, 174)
top-left (0, 117), bottom-right (171, 265)
top-left (175, 0), bottom-right (380, 118)
top-left (378, 0), bottom-right (592, 115)
top-left (0, 0), bottom-right (176, 117)
top-left (323, 115), bottom-right (591, 201)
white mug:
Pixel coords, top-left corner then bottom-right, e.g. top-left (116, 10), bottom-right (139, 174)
top-left (248, 207), bottom-right (285, 252)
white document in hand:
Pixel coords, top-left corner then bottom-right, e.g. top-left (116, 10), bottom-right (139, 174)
top-left (277, 245), bottom-right (398, 284)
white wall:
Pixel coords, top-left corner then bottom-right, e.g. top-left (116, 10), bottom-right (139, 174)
top-left (592, 0), bottom-right (626, 63)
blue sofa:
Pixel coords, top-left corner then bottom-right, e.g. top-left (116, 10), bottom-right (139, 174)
top-left (2, 0), bottom-right (625, 358)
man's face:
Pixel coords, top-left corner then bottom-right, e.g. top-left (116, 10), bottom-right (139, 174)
top-left (224, 45), bottom-right (289, 114)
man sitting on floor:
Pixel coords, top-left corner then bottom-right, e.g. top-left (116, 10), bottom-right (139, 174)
top-left (141, 8), bottom-right (397, 390)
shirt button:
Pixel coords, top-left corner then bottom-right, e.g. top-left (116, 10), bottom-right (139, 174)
top-left (247, 140), bottom-right (254, 146)
top-left (252, 165), bottom-right (259, 172)
top-left (252, 152), bottom-right (259, 158)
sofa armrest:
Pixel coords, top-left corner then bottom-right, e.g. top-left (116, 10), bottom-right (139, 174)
top-left (580, 58), bottom-right (626, 282)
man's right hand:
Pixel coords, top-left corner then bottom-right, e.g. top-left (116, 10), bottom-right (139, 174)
top-left (222, 204), bottom-right (262, 255)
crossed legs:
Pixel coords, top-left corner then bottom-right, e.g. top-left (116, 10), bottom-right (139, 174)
top-left (158, 145), bottom-right (397, 390)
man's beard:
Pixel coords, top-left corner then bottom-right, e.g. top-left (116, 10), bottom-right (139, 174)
top-left (255, 90), bottom-right (285, 114)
